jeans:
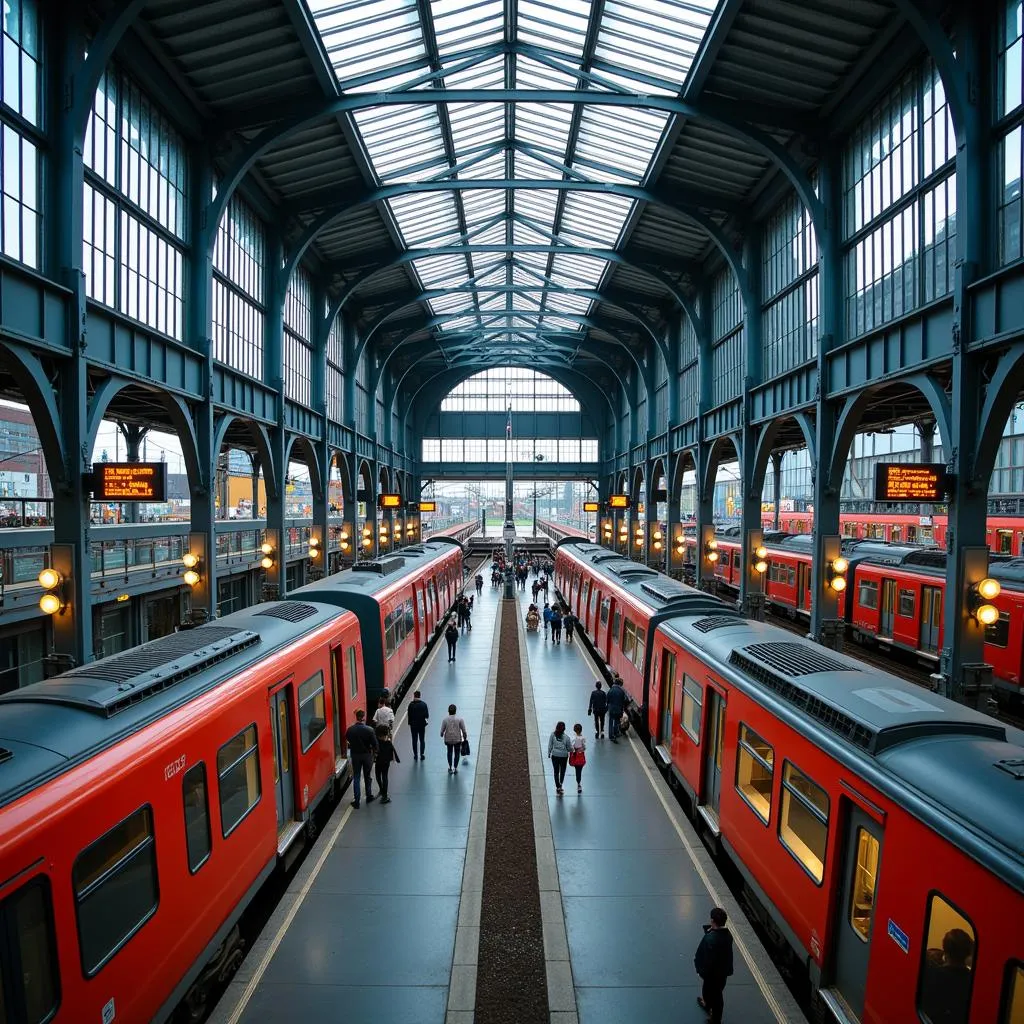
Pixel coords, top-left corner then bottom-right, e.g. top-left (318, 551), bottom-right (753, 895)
top-left (701, 976), bottom-right (726, 1024)
top-left (446, 742), bottom-right (462, 769)
top-left (552, 625), bottom-right (561, 643)
top-left (374, 761), bottom-right (391, 798)
top-left (351, 755), bottom-right (373, 803)
top-left (593, 711), bottom-right (606, 735)
top-left (447, 640), bottom-right (457, 661)
top-left (566, 627), bottom-right (574, 642)
top-left (411, 724), bottom-right (426, 758)
top-left (552, 756), bottom-right (567, 788)
top-left (608, 710), bottom-right (622, 739)
top-left (574, 763), bottom-right (584, 785)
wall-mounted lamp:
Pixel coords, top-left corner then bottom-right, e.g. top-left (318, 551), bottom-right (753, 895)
top-left (704, 538), bottom-right (719, 564)
top-left (182, 550), bottom-right (202, 588)
top-left (969, 577), bottom-right (1001, 626)
top-left (753, 545), bottom-right (768, 575)
top-left (38, 567), bottom-right (65, 615)
top-left (308, 535), bottom-right (321, 560)
top-left (827, 556), bottom-right (849, 592)
top-left (260, 541), bottom-right (276, 571)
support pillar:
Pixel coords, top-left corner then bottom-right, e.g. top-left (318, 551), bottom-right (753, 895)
top-left (263, 233), bottom-right (287, 599)
top-left (771, 451), bottom-right (783, 531)
top-left (738, 230), bottom-right (763, 613)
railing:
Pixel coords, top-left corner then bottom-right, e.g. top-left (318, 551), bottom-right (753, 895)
top-left (423, 518), bottom-right (479, 541)
top-left (536, 520), bottom-right (589, 543)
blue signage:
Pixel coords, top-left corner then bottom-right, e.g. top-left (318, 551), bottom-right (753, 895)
top-left (887, 919), bottom-right (910, 954)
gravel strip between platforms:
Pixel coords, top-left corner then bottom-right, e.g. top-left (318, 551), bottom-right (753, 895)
top-left (474, 597), bottom-right (549, 1024)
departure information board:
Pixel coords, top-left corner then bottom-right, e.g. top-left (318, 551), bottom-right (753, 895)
top-left (583, 501), bottom-right (600, 513)
top-left (418, 501), bottom-right (437, 512)
top-left (874, 463), bottom-right (947, 502)
top-left (92, 462), bottom-right (168, 501)
top-left (608, 494), bottom-right (631, 510)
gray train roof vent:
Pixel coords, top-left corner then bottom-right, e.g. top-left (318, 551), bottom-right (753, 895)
top-left (0, 627), bottom-right (260, 717)
top-left (0, 748), bottom-right (11, 766)
top-left (640, 580), bottom-right (692, 603)
top-left (742, 641), bottom-right (856, 677)
top-left (995, 758), bottom-right (1024, 780)
top-left (402, 545), bottom-right (427, 554)
top-left (255, 602), bottom-right (319, 623)
top-left (352, 557), bottom-right (406, 575)
top-left (729, 649), bottom-right (875, 752)
top-left (693, 616), bottom-right (741, 633)
top-left (613, 565), bottom-right (657, 579)
top-left (590, 552), bottom-right (622, 564)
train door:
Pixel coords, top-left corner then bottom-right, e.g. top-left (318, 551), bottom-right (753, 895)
top-left (996, 529), bottom-right (1013, 555)
top-left (879, 579), bottom-right (896, 638)
top-left (920, 586), bottom-right (942, 654)
top-left (797, 563), bottom-right (811, 611)
top-left (658, 648), bottom-right (677, 750)
top-left (270, 686), bottom-right (295, 830)
top-left (830, 807), bottom-right (883, 1019)
top-left (330, 646), bottom-right (344, 767)
top-left (701, 688), bottom-right (726, 824)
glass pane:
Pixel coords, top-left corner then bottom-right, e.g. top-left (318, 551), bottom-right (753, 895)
top-left (736, 724), bottom-right (773, 822)
top-left (183, 763), bottom-right (211, 872)
top-left (1002, 963), bottom-right (1024, 1024)
top-left (7, 882), bottom-right (58, 1022)
top-left (848, 828), bottom-right (880, 941)
top-left (918, 895), bottom-right (975, 1024)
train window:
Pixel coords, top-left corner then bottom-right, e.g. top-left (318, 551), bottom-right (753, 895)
top-left (999, 962), bottom-right (1024, 1024)
top-left (858, 580), bottom-right (879, 610)
top-left (347, 646), bottom-right (359, 700)
top-left (848, 828), bottom-right (880, 941)
top-left (985, 612), bottom-right (1011, 648)
top-left (633, 626), bottom-right (646, 672)
top-left (218, 724), bottom-right (261, 837)
top-left (600, 599), bottom-right (610, 626)
top-left (778, 762), bottom-right (829, 884)
top-left (720, 551), bottom-right (730, 568)
top-left (73, 806), bottom-right (158, 976)
top-left (917, 893), bottom-right (975, 1024)
top-left (622, 619), bottom-right (637, 662)
top-left (612, 610), bottom-right (621, 645)
top-left (298, 671), bottom-right (327, 752)
top-left (898, 589), bottom-right (916, 617)
top-left (182, 763), bottom-right (212, 873)
top-left (0, 878), bottom-right (60, 1022)
top-left (735, 724), bottom-right (774, 824)
top-left (403, 598), bottom-right (415, 637)
top-left (997, 529), bottom-right (1014, 555)
top-left (589, 587), bottom-right (598, 617)
top-left (682, 675), bottom-right (702, 743)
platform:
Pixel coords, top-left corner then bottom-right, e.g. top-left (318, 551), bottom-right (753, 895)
top-left (515, 587), bottom-right (803, 1024)
top-left (211, 583), bottom-right (802, 1024)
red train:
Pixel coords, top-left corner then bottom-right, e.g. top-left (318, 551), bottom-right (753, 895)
top-left (761, 510), bottom-right (1024, 555)
top-left (0, 538), bottom-right (463, 1023)
top-left (682, 532), bottom-right (1024, 704)
top-left (555, 539), bottom-right (1024, 1024)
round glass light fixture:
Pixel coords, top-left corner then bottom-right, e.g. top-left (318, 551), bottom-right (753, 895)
top-left (38, 567), bottom-right (61, 590)
top-left (39, 592), bottom-right (62, 615)
top-left (182, 552), bottom-right (199, 569)
top-left (977, 578), bottom-right (1001, 601)
top-left (976, 603), bottom-right (1000, 626)
top-left (754, 559), bottom-right (768, 574)
top-left (261, 542), bottom-right (274, 556)
top-left (260, 556), bottom-right (274, 570)
top-left (755, 545), bottom-right (768, 560)
top-left (183, 569), bottom-right (201, 587)
top-left (832, 557), bottom-right (849, 574)
top-left (830, 576), bottom-right (847, 593)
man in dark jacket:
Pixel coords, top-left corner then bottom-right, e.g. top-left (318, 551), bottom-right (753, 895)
top-left (606, 676), bottom-right (627, 742)
top-left (694, 907), bottom-right (734, 1024)
top-left (587, 680), bottom-right (607, 738)
top-left (408, 689), bottom-right (429, 760)
top-left (445, 620), bottom-right (459, 662)
top-left (345, 709), bottom-right (379, 808)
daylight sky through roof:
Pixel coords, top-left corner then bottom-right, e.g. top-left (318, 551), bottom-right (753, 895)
top-left (306, 0), bottom-right (720, 356)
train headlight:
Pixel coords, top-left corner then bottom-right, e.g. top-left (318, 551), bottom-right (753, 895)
top-left (976, 603), bottom-right (1000, 626)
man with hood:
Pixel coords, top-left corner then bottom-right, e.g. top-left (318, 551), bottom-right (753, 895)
top-left (694, 906), bottom-right (734, 1024)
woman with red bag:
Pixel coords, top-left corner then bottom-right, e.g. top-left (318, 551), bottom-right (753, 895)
top-left (568, 722), bottom-right (587, 794)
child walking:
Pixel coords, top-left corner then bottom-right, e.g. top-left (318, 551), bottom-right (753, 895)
top-left (569, 723), bottom-right (587, 794)
top-left (374, 724), bottom-right (400, 803)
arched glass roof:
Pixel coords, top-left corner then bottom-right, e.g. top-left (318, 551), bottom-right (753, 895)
top-left (306, 0), bottom-right (720, 352)
top-left (441, 367), bottom-right (580, 411)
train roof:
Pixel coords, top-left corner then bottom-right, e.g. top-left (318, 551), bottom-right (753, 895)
top-left (660, 614), bottom-right (1024, 885)
top-left (287, 539), bottom-right (462, 606)
top-left (0, 600), bottom-right (344, 809)
top-left (557, 541), bottom-right (736, 619)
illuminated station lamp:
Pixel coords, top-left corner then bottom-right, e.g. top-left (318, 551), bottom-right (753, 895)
top-left (339, 530), bottom-right (351, 552)
top-left (182, 551), bottom-right (202, 588)
top-left (969, 577), bottom-right (1001, 626)
top-left (361, 526), bottom-right (374, 549)
top-left (704, 538), bottom-right (719, 564)
top-left (674, 533), bottom-right (686, 556)
top-left (827, 556), bottom-right (849, 592)
top-left (753, 545), bottom-right (768, 574)
top-left (260, 542), bottom-right (276, 571)
top-left (652, 529), bottom-right (663, 551)
top-left (308, 535), bottom-right (321, 560)
top-left (37, 567), bottom-right (65, 615)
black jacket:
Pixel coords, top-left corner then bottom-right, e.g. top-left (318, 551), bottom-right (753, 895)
top-left (588, 687), bottom-right (607, 713)
top-left (408, 698), bottom-right (429, 728)
top-left (377, 738), bottom-right (401, 765)
top-left (445, 624), bottom-right (459, 643)
top-left (606, 682), bottom-right (627, 714)
top-left (694, 927), bottom-right (734, 981)
top-left (345, 721), bottom-right (379, 759)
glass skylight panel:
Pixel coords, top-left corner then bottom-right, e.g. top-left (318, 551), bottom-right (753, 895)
top-left (430, 293), bottom-right (468, 314)
top-left (549, 252), bottom-right (608, 287)
top-left (388, 192), bottom-right (463, 246)
top-left (468, 221), bottom-right (508, 244)
top-left (448, 103), bottom-right (505, 160)
top-left (430, 0), bottom-right (504, 60)
top-left (456, 149), bottom-right (507, 180)
top-left (414, 253), bottom-right (470, 286)
top-left (307, 0), bottom-right (426, 86)
top-left (513, 219), bottom-right (557, 246)
top-left (515, 188), bottom-right (558, 232)
top-left (559, 191), bottom-right (633, 246)
top-left (517, 0), bottom-right (592, 60)
top-left (595, 0), bottom-right (717, 91)
top-left (515, 103), bottom-right (573, 158)
top-left (462, 188), bottom-right (505, 226)
top-left (478, 294), bottom-right (507, 311)
top-left (514, 54), bottom-right (581, 91)
top-left (572, 106), bottom-right (669, 183)
top-left (444, 315), bottom-right (478, 331)
top-left (546, 292), bottom-right (592, 314)
top-left (354, 105), bottom-right (448, 183)
top-left (441, 54), bottom-right (506, 89)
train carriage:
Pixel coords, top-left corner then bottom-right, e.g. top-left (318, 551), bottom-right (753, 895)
top-left (554, 539), bottom-right (1024, 1024)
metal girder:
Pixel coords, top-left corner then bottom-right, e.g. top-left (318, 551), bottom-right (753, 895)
top-left (209, 89), bottom-right (824, 257)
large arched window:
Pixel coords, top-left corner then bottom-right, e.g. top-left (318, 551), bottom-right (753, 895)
top-left (441, 368), bottom-right (579, 413)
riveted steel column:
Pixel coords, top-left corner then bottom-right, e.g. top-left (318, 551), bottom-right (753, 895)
top-left (47, 12), bottom-right (91, 665)
top-left (695, 280), bottom-right (715, 591)
top-left (942, 8), bottom-right (992, 706)
top-left (263, 233), bottom-right (287, 599)
top-left (810, 148), bottom-right (844, 650)
top-left (770, 451), bottom-right (783, 530)
top-left (311, 279), bottom-right (329, 580)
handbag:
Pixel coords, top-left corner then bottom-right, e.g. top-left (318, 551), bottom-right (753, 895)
top-left (568, 748), bottom-right (586, 767)
top-left (461, 738), bottom-right (471, 757)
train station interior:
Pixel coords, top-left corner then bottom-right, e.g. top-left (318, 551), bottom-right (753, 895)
top-left (0, 1), bottom-right (1022, 1023)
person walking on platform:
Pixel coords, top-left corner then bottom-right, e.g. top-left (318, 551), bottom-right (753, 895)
top-left (373, 695), bottom-right (395, 736)
top-left (550, 606), bottom-right (562, 644)
top-left (547, 721), bottom-right (572, 795)
top-left (475, 572), bottom-right (483, 595)
top-left (445, 620), bottom-right (459, 662)
top-left (563, 609), bottom-right (577, 643)
top-left (346, 709), bottom-right (378, 808)
top-left (542, 602), bottom-right (552, 636)
top-left (606, 675), bottom-right (627, 743)
top-left (374, 724), bottom-right (400, 803)
top-left (441, 704), bottom-right (468, 774)
top-left (569, 723), bottom-right (587, 794)
top-left (465, 597), bottom-right (473, 632)
top-left (694, 907), bottom-right (734, 1024)
top-left (588, 680), bottom-right (607, 739)
top-left (408, 689), bottom-right (429, 760)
